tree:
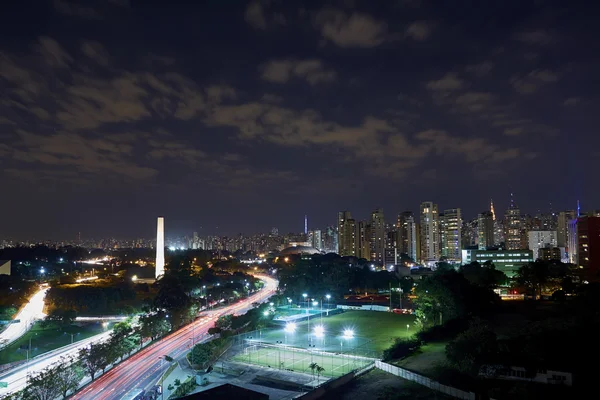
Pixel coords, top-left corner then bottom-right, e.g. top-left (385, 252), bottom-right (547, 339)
top-left (78, 342), bottom-right (107, 381)
top-left (309, 362), bottom-right (317, 377)
top-left (24, 364), bottom-right (62, 400)
top-left (460, 262), bottom-right (507, 289)
top-left (55, 358), bottom-right (84, 399)
top-left (446, 320), bottom-right (498, 375)
top-left (42, 309), bottom-right (77, 328)
top-left (316, 365), bottom-right (325, 379)
top-left (139, 312), bottom-right (171, 340)
top-left (513, 260), bottom-right (571, 300)
top-left (215, 314), bottom-right (232, 330)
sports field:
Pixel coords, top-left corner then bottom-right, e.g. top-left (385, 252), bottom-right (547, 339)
top-left (232, 344), bottom-right (373, 378)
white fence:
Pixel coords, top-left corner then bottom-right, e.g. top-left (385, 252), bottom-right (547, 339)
top-left (375, 361), bottom-right (475, 400)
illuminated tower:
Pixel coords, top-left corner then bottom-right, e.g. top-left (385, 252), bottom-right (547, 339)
top-left (155, 216), bottom-right (165, 279)
top-left (304, 215), bottom-right (308, 235)
top-left (505, 194), bottom-right (522, 250)
top-left (490, 199), bottom-right (496, 221)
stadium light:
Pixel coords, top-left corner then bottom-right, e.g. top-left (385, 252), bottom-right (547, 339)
top-left (343, 329), bottom-right (354, 338)
top-left (263, 311), bottom-right (269, 316)
top-left (314, 325), bottom-right (325, 338)
top-left (284, 322), bottom-right (297, 333)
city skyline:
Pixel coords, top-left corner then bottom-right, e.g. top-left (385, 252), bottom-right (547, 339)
top-left (2, 1), bottom-right (599, 240)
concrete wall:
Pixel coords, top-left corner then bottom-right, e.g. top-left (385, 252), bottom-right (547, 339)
top-left (375, 361), bottom-right (475, 400)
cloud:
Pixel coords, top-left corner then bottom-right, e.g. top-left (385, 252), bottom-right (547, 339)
top-left (245, 0), bottom-right (268, 30)
top-left (316, 10), bottom-right (388, 48)
top-left (511, 69), bottom-right (558, 94)
top-left (12, 131), bottom-right (157, 180)
top-left (54, 0), bottom-right (102, 19)
top-left (466, 61), bottom-right (493, 77)
top-left (37, 37), bottom-right (72, 68)
top-left (261, 59), bottom-right (336, 85)
top-left (405, 21), bottom-right (432, 41)
top-left (563, 97), bottom-right (580, 106)
top-left (426, 73), bottom-right (463, 91)
top-left (504, 127), bottom-right (524, 136)
top-left (81, 41), bottom-right (111, 66)
top-left (516, 30), bottom-right (552, 45)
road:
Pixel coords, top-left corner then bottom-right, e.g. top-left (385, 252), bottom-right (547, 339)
top-left (72, 275), bottom-right (278, 400)
top-left (0, 287), bottom-right (48, 348)
top-left (0, 330), bottom-right (112, 397)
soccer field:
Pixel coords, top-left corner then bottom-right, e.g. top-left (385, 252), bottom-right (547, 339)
top-left (232, 344), bottom-right (373, 378)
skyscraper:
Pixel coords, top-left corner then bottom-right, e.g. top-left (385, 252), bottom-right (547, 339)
top-left (505, 195), bottom-right (522, 250)
top-left (420, 202), bottom-right (440, 264)
top-left (356, 221), bottom-right (371, 260)
top-left (370, 208), bottom-right (386, 263)
top-left (156, 216), bottom-right (165, 279)
top-left (557, 210), bottom-right (576, 248)
top-left (337, 211), bottom-right (356, 256)
top-left (397, 211), bottom-right (418, 262)
top-left (478, 211), bottom-right (495, 250)
top-left (576, 216), bottom-right (600, 280)
top-left (441, 208), bottom-right (462, 262)
top-left (528, 230), bottom-right (558, 260)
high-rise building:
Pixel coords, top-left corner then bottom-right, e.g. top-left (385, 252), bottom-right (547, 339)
top-left (576, 216), bottom-right (600, 280)
top-left (370, 208), bottom-right (385, 263)
top-left (505, 195), bottom-right (522, 250)
top-left (528, 230), bottom-right (558, 260)
top-left (557, 210), bottom-right (576, 248)
top-left (322, 226), bottom-right (337, 253)
top-left (420, 202), bottom-right (440, 263)
top-left (356, 221), bottom-right (371, 260)
top-left (338, 211), bottom-right (356, 256)
top-left (478, 211), bottom-right (495, 250)
top-left (156, 216), bottom-right (165, 279)
top-left (440, 208), bottom-right (462, 262)
top-left (308, 230), bottom-right (323, 250)
top-left (397, 211), bottom-right (418, 262)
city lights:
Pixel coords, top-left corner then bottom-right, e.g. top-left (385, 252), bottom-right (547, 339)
top-left (343, 329), bottom-right (354, 338)
top-left (314, 325), bottom-right (325, 337)
top-left (284, 322), bottom-right (297, 333)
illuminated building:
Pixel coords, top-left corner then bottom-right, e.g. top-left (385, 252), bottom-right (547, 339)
top-left (357, 221), bottom-right (371, 260)
top-left (478, 211), bottom-right (494, 250)
top-left (370, 208), bottom-right (385, 263)
top-left (0, 260), bottom-right (10, 276)
top-left (397, 211), bottom-right (418, 262)
top-left (441, 208), bottom-right (462, 262)
top-left (473, 249), bottom-right (534, 278)
top-left (155, 216), bottom-right (165, 279)
top-left (337, 211), bottom-right (356, 256)
top-left (557, 210), bottom-right (576, 248)
top-left (528, 230), bottom-right (557, 260)
top-left (420, 202), bottom-right (440, 264)
top-left (576, 216), bottom-right (600, 280)
top-left (504, 194), bottom-right (522, 250)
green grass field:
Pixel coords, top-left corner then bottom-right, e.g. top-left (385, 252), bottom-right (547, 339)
top-left (0, 322), bottom-right (104, 364)
top-left (291, 311), bottom-right (416, 354)
top-left (232, 345), bottom-right (373, 378)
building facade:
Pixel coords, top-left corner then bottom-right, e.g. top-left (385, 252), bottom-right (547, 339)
top-left (397, 211), bottom-right (418, 262)
top-left (337, 211), bottom-right (356, 257)
top-left (420, 202), bottom-right (440, 264)
top-left (528, 230), bottom-right (558, 260)
top-left (478, 211), bottom-right (495, 250)
top-left (441, 208), bottom-right (462, 262)
top-left (370, 208), bottom-right (385, 264)
top-left (505, 197), bottom-right (522, 250)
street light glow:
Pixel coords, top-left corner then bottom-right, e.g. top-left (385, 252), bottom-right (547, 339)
top-left (326, 294), bottom-right (331, 300)
top-left (284, 322), bottom-right (297, 333)
top-left (302, 293), bottom-right (307, 298)
top-left (343, 329), bottom-right (354, 338)
top-left (263, 310), bottom-right (269, 316)
top-left (312, 301), bottom-right (318, 306)
top-left (314, 325), bottom-right (325, 337)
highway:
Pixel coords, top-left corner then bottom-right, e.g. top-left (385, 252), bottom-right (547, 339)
top-left (0, 287), bottom-right (48, 348)
top-left (0, 330), bottom-right (112, 397)
top-left (72, 275), bottom-right (278, 400)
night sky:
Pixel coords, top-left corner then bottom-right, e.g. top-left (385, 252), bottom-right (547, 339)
top-left (1, 0), bottom-right (599, 240)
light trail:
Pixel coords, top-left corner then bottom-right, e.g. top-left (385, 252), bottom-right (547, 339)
top-left (71, 275), bottom-right (278, 400)
top-left (0, 287), bottom-right (48, 348)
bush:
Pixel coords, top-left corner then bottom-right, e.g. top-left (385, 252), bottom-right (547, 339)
top-left (382, 338), bottom-right (421, 361)
top-left (445, 320), bottom-right (497, 375)
top-left (415, 317), bottom-right (469, 342)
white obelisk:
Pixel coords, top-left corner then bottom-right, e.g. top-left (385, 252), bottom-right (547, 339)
top-left (155, 216), bottom-right (165, 279)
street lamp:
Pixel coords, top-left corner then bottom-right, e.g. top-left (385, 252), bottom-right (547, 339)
top-left (326, 294), bottom-right (331, 316)
top-left (314, 325), bottom-right (324, 338)
top-left (342, 329), bottom-right (354, 339)
top-left (406, 324), bottom-right (410, 335)
top-left (287, 298), bottom-right (292, 309)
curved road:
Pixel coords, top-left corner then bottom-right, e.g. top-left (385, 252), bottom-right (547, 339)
top-left (72, 275), bottom-right (278, 400)
top-left (0, 287), bottom-right (48, 348)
